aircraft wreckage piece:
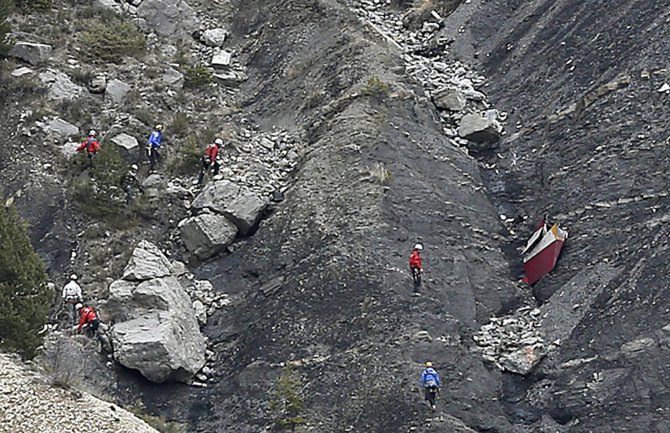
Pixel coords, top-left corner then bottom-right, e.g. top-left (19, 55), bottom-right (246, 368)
top-left (521, 218), bottom-right (568, 285)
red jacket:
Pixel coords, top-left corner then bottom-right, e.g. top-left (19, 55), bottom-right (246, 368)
top-left (77, 137), bottom-right (101, 154)
top-left (409, 250), bottom-right (422, 269)
top-left (78, 306), bottom-right (97, 332)
top-left (204, 143), bottom-right (219, 163)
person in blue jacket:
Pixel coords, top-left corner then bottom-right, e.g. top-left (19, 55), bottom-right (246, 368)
top-left (420, 361), bottom-right (441, 410)
top-left (146, 124), bottom-right (163, 172)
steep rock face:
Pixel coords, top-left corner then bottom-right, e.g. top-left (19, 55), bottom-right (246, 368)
top-left (108, 242), bottom-right (206, 383)
top-left (140, 1), bottom-right (520, 432)
top-left (447, 0), bottom-right (670, 430)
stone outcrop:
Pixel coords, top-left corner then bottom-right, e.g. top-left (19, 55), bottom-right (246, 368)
top-left (111, 133), bottom-right (140, 158)
top-left (46, 118), bottom-right (79, 137)
top-left (136, 0), bottom-right (197, 37)
top-left (38, 70), bottom-right (84, 101)
top-left (9, 42), bottom-right (52, 65)
top-left (179, 213), bottom-right (238, 260)
top-left (191, 180), bottom-right (267, 235)
top-left (105, 79), bottom-right (131, 103)
top-left (108, 241), bottom-right (206, 383)
top-left (458, 111), bottom-right (503, 145)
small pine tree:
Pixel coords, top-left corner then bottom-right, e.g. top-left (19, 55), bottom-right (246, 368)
top-left (0, 203), bottom-right (50, 359)
top-left (0, 0), bottom-right (13, 55)
top-left (269, 365), bottom-right (307, 431)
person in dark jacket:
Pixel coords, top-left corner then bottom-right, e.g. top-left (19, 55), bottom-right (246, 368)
top-left (197, 138), bottom-right (223, 185)
top-left (420, 361), bottom-right (441, 410)
top-left (77, 129), bottom-right (101, 168)
top-left (146, 124), bottom-right (163, 172)
top-left (121, 164), bottom-right (142, 204)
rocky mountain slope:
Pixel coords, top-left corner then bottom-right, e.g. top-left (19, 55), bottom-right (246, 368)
top-left (0, 353), bottom-right (158, 433)
top-left (2, 0), bottom-right (670, 432)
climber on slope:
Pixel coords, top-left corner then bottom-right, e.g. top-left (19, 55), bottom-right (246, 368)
top-left (121, 164), bottom-right (142, 204)
top-left (420, 361), bottom-right (441, 411)
top-left (77, 129), bottom-right (101, 168)
top-left (75, 303), bottom-right (112, 354)
top-left (146, 124), bottom-right (163, 173)
top-left (61, 274), bottom-right (82, 326)
top-left (409, 243), bottom-right (423, 290)
top-left (197, 138), bottom-right (224, 185)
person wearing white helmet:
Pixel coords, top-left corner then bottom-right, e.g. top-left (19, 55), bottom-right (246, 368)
top-left (198, 138), bottom-right (224, 185)
top-left (76, 129), bottom-right (101, 168)
top-left (121, 164), bottom-right (143, 205)
top-left (409, 243), bottom-right (423, 290)
top-left (146, 124), bottom-right (164, 172)
top-left (62, 274), bottom-right (83, 326)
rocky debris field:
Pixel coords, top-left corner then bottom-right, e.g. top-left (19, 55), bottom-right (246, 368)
top-left (0, 353), bottom-right (158, 433)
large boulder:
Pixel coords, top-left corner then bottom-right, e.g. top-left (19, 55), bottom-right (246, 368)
top-left (39, 70), bottom-right (84, 101)
top-left (136, 0), bottom-right (197, 37)
top-left (111, 133), bottom-right (139, 159)
top-left (433, 87), bottom-right (466, 111)
top-left (9, 42), bottom-right (52, 65)
top-left (105, 79), bottom-right (131, 104)
top-left (200, 28), bottom-right (228, 47)
top-left (192, 180), bottom-right (267, 235)
top-left (108, 242), bottom-right (206, 383)
top-left (122, 240), bottom-right (173, 281)
top-left (179, 213), bottom-right (238, 259)
top-left (46, 118), bottom-right (79, 137)
top-left (458, 111), bottom-right (503, 145)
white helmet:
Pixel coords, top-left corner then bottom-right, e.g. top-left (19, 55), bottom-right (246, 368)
top-left (88, 130), bottom-right (96, 137)
top-left (75, 303), bottom-right (83, 311)
top-left (414, 243), bottom-right (423, 251)
top-left (155, 124), bottom-right (163, 131)
top-left (214, 138), bottom-right (224, 146)
top-left (70, 274), bottom-right (78, 281)
top-left (130, 164), bottom-right (139, 171)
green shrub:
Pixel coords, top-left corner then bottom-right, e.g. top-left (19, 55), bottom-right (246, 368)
top-left (269, 366), bottom-right (307, 431)
top-left (168, 134), bottom-right (203, 176)
top-left (170, 112), bottom-right (190, 138)
top-left (184, 64), bottom-right (213, 88)
top-left (0, 0), bottom-right (13, 55)
top-left (14, 0), bottom-right (51, 12)
top-left (361, 76), bottom-right (391, 98)
top-left (70, 141), bottom-right (131, 225)
top-left (0, 202), bottom-right (50, 359)
top-left (80, 21), bottom-right (145, 64)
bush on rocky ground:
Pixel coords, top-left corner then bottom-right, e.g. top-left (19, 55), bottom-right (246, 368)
top-left (184, 64), bottom-right (213, 88)
top-left (0, 0), bottom-right (13, 55)
top-left (14, 0), bottom-right (51, 12)
top-left (269, 366), bottom-right (307, 431)
top-left (361, 76), bottom-right (391, 98)
top-left (80, 20), bottom-right (145, 64)
top-left (0, 202), bottom-right (50, 359)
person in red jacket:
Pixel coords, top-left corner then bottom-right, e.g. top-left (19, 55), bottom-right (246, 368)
top-left (410, 243), bottom-right (423, 290)
top-left (75, 303), bottom-right (112, 354)
top-left (77, 129), bottom-right (101, 168)
top-left (197, 138), bottom-right (223, 185)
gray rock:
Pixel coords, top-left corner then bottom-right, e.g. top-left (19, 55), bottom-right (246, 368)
top-left (109, 276), bottom-right (206, 383)
top-left (500, 344), bottom-right (546, 375)
top-left (211, 50), bottom-right (232, 68)
top-left (200, 28), bottom-right (228, 47)
top-left (136, 0), bottom-right (197, 37)
top-left (111, 133), bottom-right (139, 157)
top-left (179, 213), bottom-right (238, 259)
top-left (88, 74), bottom-right (107, 94)
top-left (191, 180), bottom-right (267, 235)
top-left (162, 67), bottom-right (184, 88)
top-left (192, 300), bottom-right (207, 326)
top-left (433, 87), bottom-right (467, 111)
top-left (61, 141), bottom-right (80, 158)
top-left (11, 67), bottom-right (34, 78)
top-left (142, 174), bottom-right (163, 198)
top-left (213, 71), bottom-right (247, 86)
top-left (458, 112), bottom-right (503, 144)
top-left (122, 240), bottom-right (174, 281)
top-left (95, 0), bottom-right (122, 13)
top-left (46, 118), bottom-right (79, 137)
top-left (105, 79), bottom-right (131, 103)
top-left (39, 70), bottom-right (84, 101)
top-left (9, 42), bottom-right (52, 65)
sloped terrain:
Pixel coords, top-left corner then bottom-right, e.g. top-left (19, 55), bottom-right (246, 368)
top-left (2, 0), bottom-right (670, 432)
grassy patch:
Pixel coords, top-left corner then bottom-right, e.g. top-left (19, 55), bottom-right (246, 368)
top-left (367, 162), bottom-right (392, 185)
top-left (361, 76), bottom-right (391, 98)
top-left (80, 21), bottom-right (145, 64)
top-left (183, 64), bottom-right (213, 88)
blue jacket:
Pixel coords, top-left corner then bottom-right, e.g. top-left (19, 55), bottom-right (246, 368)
top-left (421, 367), bottom-right (440, 387)
top-left (147, 131), bottom-right (162, 149)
